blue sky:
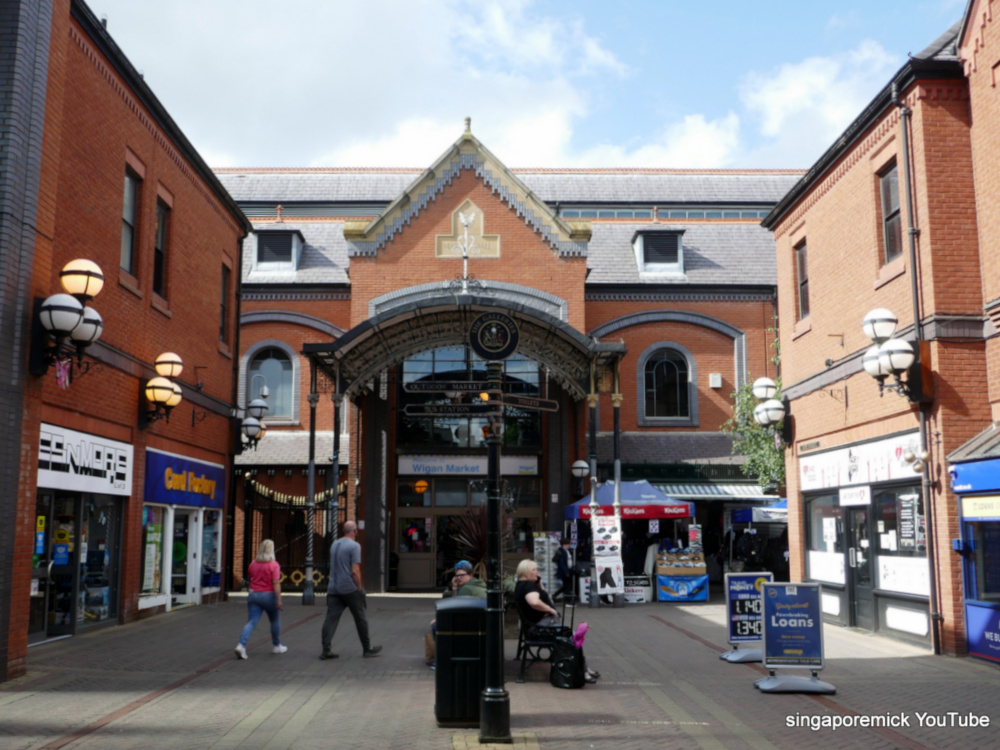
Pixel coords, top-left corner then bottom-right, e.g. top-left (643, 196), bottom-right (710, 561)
top-left (87, 0), bottom-right (966, 170)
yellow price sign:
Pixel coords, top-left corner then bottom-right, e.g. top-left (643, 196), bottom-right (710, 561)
top-left (36, 516), bottom-right (46, 532)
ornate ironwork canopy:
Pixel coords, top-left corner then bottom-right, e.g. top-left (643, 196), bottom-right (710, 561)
top-left (302, 294), bottom-right (624, 400)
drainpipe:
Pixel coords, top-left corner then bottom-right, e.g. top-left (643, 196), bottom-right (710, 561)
top-left (893, 82), bottom-right (941, 655)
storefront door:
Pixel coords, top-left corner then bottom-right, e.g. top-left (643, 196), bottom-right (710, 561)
top-left (847, 506), bottom-right (874, 630)
top-left (397, 516), bottom-right (435, 588)
top-left (29, 492), bottom-right (80, 642)
top-left (171, 509), bottom-right (201, 606)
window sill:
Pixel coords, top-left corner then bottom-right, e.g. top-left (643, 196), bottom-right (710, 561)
top-left (119, 269), bottom-right (143, 299)
top-left (875, 256), bottom-right (906, 289)
top-left (151, 294), bottom-right (171, 318)
top-left (218, 341), bottom-right (232, 359)
top-left (637, 417), bottom-right (698, 428)
top-left (792, 317), bottom-right (812, 340)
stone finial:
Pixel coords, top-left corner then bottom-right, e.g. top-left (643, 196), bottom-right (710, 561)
top-left (464, 117), bottom-right (472, 137)
top-left (276, 204), bottom-right (284, 222)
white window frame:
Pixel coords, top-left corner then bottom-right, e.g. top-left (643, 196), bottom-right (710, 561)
top-left (633, 231), bottom-right (686, 277)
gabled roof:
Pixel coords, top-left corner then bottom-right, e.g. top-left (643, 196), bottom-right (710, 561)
top-left (763, 19), bottom-right (965, 230)
top-left (340, 120), bottom-right (589, 258)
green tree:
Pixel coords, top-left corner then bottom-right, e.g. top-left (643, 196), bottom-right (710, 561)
top-left (721, 378), bottom-right (785, 491)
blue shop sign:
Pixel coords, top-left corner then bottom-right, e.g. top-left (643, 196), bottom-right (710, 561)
top-left (951, 457), bottom-right (1000, 497)
top-left (657, 574), bottom-right (708, 602)
top-left (144, 449), bottom-right (226, 509)
top-left (762, 582), bottom-right (824, 669)
top-left (966, 602), bottom-right (1000, 663)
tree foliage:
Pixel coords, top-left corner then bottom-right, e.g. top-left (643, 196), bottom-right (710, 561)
top-left (721, 378), bottom-right (786, 492)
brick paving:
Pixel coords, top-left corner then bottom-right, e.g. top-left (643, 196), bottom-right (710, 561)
top-left (1, 592), bottom-right (998, 749)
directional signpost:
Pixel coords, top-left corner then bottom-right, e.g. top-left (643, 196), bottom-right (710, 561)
top-left (502, 394), bottom-right (559, 412)
top-left (403, 381), bottom-right (489, 393)
top-left (403, 403), bottom-right (498, 416)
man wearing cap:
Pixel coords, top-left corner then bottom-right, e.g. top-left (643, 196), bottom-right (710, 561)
top-left (425, 560), bottom-right (486, 668)
top-left (449, 560), bottom-right (486, 598)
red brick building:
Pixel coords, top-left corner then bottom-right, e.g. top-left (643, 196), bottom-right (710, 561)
top-left (0, 0), bottom-right (248, 681)
top-left (217, 131), bottom-right (800, 594)
top-left (763, 18), bottom-right (1000, 655)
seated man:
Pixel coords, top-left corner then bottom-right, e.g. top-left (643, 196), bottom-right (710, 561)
top-left (426, 560), bottom-right (486, 668)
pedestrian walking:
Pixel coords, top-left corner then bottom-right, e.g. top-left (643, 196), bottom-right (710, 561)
top-left (234, 539), bottom-right (287, 659)
top-left (320, 520), bottom-right (382, 659)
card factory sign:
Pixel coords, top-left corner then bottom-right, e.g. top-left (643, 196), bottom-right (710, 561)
top-left (799, 432), bottom-right (920, 492)
top-left (38, 423), bottom-right (133, 495)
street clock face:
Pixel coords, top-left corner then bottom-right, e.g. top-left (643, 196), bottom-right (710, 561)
top-left (469, 312), bottom-right (519, 360)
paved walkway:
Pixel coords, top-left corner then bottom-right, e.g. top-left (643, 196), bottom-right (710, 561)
top-left (2, 591), bottom-right (998, 749)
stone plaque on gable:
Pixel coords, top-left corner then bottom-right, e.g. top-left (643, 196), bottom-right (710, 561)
top-left (435, 200), bottom-right (500, 258)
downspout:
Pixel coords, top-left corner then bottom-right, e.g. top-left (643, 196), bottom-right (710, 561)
top-left (225, 232), bottom-right (247, 595)
top-left (893, 82), bottom-right (941, 655)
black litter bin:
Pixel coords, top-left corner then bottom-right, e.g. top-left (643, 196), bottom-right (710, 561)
top-left (434, 597), bottom-right (487, 727)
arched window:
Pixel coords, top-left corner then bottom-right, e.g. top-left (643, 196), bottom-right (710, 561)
top-left (248, 347), bottom-right (293, 418)
top-left (644, 349), bottom-right (689, 418)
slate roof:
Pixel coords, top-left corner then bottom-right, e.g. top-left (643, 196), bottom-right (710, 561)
top-left (586, 222), bottom-right (777, 286)
top-left (216, 169), bottom-right (802, 206)
top-left (242, 222), bottom-right (350, 285)
top-left (235, 431), bottom-right (347, 466)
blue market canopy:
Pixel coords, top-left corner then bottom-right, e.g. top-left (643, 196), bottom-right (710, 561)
top-left (565, 480), bottom-right (694, 520)
top-left (732, 498), bottom-right (787, 524)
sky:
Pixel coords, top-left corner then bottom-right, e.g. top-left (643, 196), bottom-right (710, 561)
top-left (87, 0), bottom-right (967, 171)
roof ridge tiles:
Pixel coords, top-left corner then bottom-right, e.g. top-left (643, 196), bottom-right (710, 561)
top-left (214, 166), bottom-right (806, 176)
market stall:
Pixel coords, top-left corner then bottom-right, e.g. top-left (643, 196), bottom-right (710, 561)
top-left (726, 499), bottom-right (788, 580)
top-left (564, 480), bottom-right (695, 602)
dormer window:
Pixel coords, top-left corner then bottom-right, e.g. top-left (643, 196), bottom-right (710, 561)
top-left (633, 230), bottom-right (684, 275)
top-left (255, 230), bottom-right (304, 271)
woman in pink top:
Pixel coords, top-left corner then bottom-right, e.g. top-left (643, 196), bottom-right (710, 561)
top-left (234, 539), bottom-right (286, 659)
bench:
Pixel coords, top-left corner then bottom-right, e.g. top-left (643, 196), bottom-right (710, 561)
top-left (512, 599), bottom-right (573, 683)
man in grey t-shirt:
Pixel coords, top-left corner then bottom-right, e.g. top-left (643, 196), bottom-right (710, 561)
top-left (320, 520), bottom-right (382, 659)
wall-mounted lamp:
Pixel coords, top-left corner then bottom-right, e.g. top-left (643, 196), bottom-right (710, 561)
top-left (140, 352), bottom-right (184, 428)
top-left (233, 387), bottom-right (269, 452)
top-left (751, 377), bottom-right (792, 444)
top-left (862, 308), bottom-right (931, 402)
top-left (29, 259), bottom-right (105, 384)
top-left (903, 448), bottom-right (930, 474)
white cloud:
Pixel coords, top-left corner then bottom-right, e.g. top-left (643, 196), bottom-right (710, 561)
top-left (738, 40), bottom-right (899, 166)
top-left (572, 113), bottom-right (742, 169)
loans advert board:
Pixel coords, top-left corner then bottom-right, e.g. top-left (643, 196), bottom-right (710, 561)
top-left (761, 582), bottom-right (824, 669)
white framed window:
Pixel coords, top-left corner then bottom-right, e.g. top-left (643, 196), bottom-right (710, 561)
top-left (254, 230), bottom-right (304, 271)
top-left (633, 231), bottom-right (685, 276)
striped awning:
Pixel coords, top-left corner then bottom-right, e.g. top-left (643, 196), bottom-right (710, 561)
top-left (653, 484), bottom-right (778, 502)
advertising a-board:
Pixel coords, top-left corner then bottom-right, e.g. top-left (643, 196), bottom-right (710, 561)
top-left (726, 572), bottom-right (772, 645)
top-left (761, 582), bottom-right (824, 669)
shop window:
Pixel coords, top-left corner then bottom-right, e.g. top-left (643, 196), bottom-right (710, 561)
top-left (141, 505), bottom-right (165, 596)
top-left (805, 495), bottom-right (843, 552)
top-left (435, 479), bottom-right (468, 507)
top-left (879, 163), bottom-right (902, 264)
top-left (398, 481), bottom-right (430, 508)
top-left (971, 523), bottom-right (1000, 602)
top-left (874, 487), bottom-right (925, 557)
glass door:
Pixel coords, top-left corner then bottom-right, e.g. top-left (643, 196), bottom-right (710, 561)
top-left (847, 506), bottom-right (875, 630)
top-left (29, 492), bottom-right (81, 642)
top-left (397, 516), bottom-right (435, 588)
top-left (172, 510), bottom-right (200, 605)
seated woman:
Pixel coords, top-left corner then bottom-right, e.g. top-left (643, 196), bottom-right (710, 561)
top-left (513, 559), bottom-right (599, 682)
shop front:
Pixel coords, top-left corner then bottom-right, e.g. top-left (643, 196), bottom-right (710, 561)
top-left (29, 424), bottom-right (132, 644)
top-left (140, 449), bottom-right (226, 611)
top-left (799, 431), bottom-right (931, 646)
top-left (949, 457), bottom-right (1000, 663)
top-left (395, 454), bottom-right (541, 589)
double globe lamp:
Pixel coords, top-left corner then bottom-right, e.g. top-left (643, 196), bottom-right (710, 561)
top-left (861, 308), bottom-right (915, 396)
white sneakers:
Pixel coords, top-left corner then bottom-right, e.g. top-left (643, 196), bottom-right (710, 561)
top-left (235, 643), bottom-right (287, 658)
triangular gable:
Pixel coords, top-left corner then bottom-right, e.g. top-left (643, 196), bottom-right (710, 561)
top-left (343, 119), bottom-right (591, 258)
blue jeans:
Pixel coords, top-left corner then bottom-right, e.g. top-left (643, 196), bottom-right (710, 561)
top-left (240, 591), bottom-right (281, 646)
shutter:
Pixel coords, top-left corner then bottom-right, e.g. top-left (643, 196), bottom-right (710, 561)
top-left (644, 234), bottom-right (679, 264)
top-left (259, 233), bottom-right (293, 263)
